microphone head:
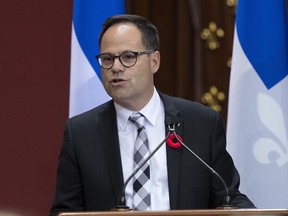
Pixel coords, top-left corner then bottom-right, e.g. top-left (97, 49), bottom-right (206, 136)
top-left (165, 115), bottom-right (180, 127)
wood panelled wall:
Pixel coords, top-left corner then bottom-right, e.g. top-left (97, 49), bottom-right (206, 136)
top-left (126, 0), bottom-right (237, 125)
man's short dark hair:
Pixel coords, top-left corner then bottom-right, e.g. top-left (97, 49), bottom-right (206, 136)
top-left (99, 14), bottom-right (160, 51)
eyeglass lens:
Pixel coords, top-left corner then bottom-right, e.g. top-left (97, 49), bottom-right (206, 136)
top-left (98, 51), bottom-right (138, 69)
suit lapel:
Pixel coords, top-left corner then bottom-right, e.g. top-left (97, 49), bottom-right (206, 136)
top-left (99, 102), bottom-right (124, 204)
top-left (159, 92), bottom-right (183, 209)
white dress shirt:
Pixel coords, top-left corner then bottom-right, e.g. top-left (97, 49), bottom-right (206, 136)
top-left (115, 88), bottom-right (170, 210)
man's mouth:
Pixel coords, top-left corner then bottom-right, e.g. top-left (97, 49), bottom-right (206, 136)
top-left (111, 78), bottom-right (125, 83)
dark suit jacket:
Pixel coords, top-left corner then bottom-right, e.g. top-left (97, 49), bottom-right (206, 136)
top-left (50, 92), bottom-right (254, 216)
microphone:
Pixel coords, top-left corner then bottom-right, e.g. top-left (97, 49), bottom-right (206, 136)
top-left (168, 128), bottom-right (236, 209)
top-left (112, 116), bottom-right (178, 211)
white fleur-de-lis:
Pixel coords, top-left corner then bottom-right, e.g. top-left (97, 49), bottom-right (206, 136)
top-left (253, 93), bottom-right (288, 167)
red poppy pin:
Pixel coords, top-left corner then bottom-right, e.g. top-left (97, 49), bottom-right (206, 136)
top-left (167, 133), bottom-right (183, 149)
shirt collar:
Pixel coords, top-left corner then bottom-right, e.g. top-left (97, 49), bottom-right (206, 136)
top-left (115, 88), bottom-right (161, 130)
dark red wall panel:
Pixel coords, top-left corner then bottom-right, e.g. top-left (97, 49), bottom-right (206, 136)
top-left (0, 1), bottom-right (73, 215)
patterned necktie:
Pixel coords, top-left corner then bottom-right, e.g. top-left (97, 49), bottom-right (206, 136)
top-left (129, 112), bottom-right (151, 210)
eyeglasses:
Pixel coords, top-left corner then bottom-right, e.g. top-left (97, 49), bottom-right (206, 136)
top-left (96, 50), bottom-right (154, 69)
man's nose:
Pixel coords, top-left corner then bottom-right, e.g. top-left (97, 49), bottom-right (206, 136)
top-left (111, 57), bottom-right (124, 71)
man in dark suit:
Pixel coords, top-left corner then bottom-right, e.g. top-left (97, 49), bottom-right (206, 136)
top-left (50, 14), bottom-right (254, 216)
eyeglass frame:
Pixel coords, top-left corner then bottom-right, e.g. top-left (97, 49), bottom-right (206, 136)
top-left (95, 50), bottom-right (155, 69)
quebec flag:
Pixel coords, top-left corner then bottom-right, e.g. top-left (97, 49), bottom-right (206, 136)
top-left (69, 0), bottom-right (125, 117)
top-left (227, 0), bottom-right (288, 208)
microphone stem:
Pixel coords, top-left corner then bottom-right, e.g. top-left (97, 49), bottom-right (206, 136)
top-left (171, 131), bottom-right (231, 206)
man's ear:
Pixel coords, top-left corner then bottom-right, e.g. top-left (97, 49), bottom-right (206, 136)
top-left (151, 51), bottom-right (160, 74)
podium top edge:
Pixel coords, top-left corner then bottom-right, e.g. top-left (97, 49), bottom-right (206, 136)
top-left (58, 209), bottom-right (288, 216)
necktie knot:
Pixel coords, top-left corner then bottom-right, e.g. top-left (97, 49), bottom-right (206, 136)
top-left (129, 112), bottom-right (145, 131)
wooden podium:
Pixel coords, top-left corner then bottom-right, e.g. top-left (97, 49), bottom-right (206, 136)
top-left (58, 209), bottom-right (288, 216)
